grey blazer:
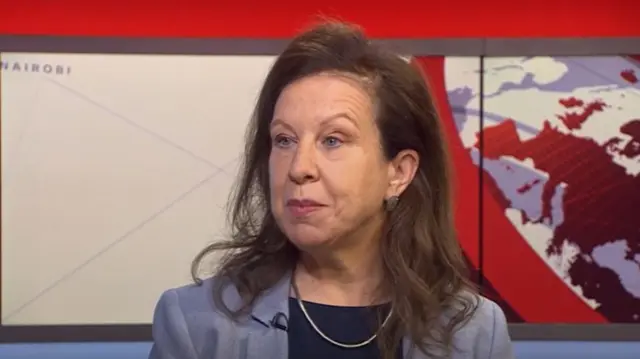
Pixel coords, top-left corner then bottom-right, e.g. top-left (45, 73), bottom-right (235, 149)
top-left (149, 273), bottom-right (515, 359)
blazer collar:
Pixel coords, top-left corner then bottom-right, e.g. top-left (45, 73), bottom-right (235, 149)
top-left (249, 271), bottom-right (292, 328)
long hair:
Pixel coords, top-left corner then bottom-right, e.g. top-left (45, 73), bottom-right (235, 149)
top-left (192, 21), bottom-right (478, 359)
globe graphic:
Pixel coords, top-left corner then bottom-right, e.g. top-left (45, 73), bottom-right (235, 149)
top-left (444, 56), bottom-right (640, 322)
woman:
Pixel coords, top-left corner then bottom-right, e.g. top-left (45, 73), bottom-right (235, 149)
top-left (149, 21), bottom-right (513, 359)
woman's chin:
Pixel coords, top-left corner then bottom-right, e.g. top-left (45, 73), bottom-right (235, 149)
top-left (288, 235), bottom-right (332, 249)
top-left (284, 227), bottom-right (333, 250)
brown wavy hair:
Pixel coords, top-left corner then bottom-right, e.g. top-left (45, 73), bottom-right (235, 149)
top-left (192, 20), bottom-right (478, 359)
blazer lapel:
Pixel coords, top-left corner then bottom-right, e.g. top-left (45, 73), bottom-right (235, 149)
top-left (244, 272), bottom-right (292, 359)
top-left (403, 337), bottom-right (415, 359)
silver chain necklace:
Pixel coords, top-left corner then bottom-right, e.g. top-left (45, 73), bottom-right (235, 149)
top-left (291, 277), bottom-right (393, 349)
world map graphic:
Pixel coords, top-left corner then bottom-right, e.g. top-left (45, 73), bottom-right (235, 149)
top-left (445, 56), bottom-right (640, 322)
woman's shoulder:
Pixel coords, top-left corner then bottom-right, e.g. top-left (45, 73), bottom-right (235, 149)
top-left (154, 276), bottom-right (242, 317)
top-left (458, 293), bottom-right (508, 331)
top-left (149, 277), bottom-right (250, 358)
top-left (448, 292), bottom-right (514, 358)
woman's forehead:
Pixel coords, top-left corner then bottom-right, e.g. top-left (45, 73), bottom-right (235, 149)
top-left (274, 74), bottom-right (374, 119)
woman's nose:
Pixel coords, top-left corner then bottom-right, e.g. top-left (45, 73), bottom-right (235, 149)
top-left (288, 143), bottom-right (319, 184)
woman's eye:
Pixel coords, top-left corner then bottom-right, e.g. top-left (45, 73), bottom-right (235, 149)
top-left (274, 135), bottom-right (294, 148)
top-left (323, 136), bottom-right (343, 148)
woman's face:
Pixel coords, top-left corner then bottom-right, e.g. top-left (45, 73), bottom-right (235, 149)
top-left (269, 73), bottom-right (399, 250)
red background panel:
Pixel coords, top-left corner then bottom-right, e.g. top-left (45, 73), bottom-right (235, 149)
top-left (1, 1), bottom-right (639, 38)
top-left (417, 57), bottom-right (618, 324)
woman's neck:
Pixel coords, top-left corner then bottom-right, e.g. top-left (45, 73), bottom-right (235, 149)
top-left (293, 246), bottom-right (386, 307)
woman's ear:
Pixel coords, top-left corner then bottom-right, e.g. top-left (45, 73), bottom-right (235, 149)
top-left (386, 149), bottom-right (419, 197)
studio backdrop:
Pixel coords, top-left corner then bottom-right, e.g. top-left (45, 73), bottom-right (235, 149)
top-left (1, 0), bottom-right (639, 344)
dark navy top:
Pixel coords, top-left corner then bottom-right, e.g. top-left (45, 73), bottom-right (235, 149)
top-left (287, 297), bottom-right (402, 359)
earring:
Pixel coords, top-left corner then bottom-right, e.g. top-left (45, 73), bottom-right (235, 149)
top-left (384, 196), bottom-right (399, 212)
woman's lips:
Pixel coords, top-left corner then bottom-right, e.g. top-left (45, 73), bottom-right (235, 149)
top-left (286, 198), bottom-right (324, 217)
